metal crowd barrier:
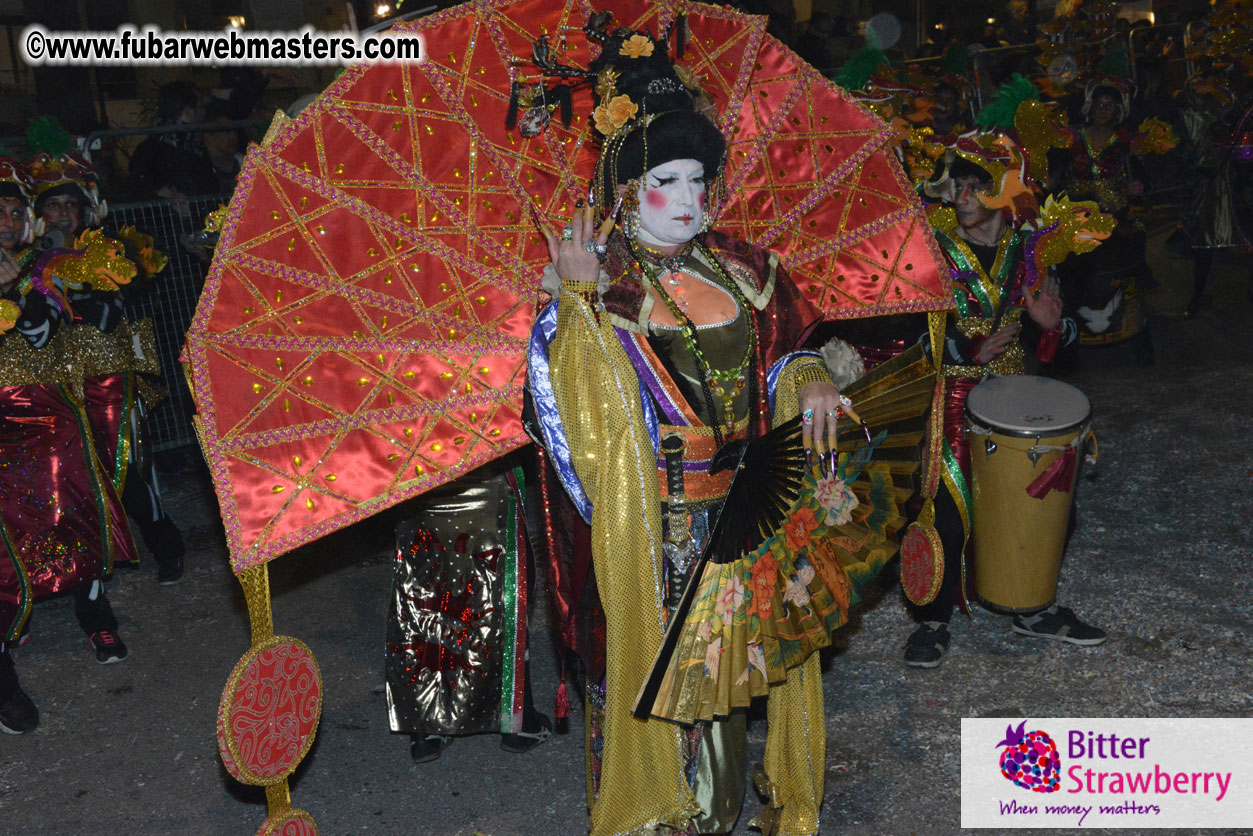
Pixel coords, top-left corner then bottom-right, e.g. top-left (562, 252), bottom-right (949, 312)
top-left (104, 194), bottom-right (230, 452)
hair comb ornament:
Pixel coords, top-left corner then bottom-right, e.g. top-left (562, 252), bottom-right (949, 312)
top-left (505, 10), bottom-right (690, 141)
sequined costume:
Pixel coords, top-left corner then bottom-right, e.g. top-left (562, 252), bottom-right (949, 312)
top-left (26, 146), bottom-right (182, 578)
top-left (385, 457), bottom-right (534, 740)
top-left (530, 230), bottom-right (836, 836)
top-left (0, 262), bottom-right (136, 641)
top-left (919, 213), bottom-right (1079, 614)
top-left (1054, 118), bottom-right (1174, 347)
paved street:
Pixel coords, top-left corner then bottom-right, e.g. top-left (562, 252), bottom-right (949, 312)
top-left (3, 234), bottom-right (1250, 836)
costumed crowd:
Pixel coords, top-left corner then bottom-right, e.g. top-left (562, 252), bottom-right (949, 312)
top-left (0, 142), bottom-right (184, 735)
top-left (6, 3), bottom-right (1251, 836)
top-left (370, 4), bottom-right (1249, 834)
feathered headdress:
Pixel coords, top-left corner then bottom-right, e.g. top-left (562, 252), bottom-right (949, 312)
top-left (1080, 75), bottom-right (1133, 124)
top-left (923, 134), bottom-right (1038, 227)
top-left (23, 117), bottom-right (107, 227)
top-left (975, 73), bottom-right (1070, 185)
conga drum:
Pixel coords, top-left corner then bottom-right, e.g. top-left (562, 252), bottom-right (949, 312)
top-left (965, 375), bottom-right (1092, 612)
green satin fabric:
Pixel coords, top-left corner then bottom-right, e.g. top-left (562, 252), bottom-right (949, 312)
top-left (691, 712), bottom-right (749, 834)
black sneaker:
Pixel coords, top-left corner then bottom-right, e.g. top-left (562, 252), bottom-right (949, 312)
top-left (500, 712), bottom-right (553, 754)
top-left (0, 652), bottom-right (38, 734)
top-left (89, 629), bottom-right (129, 664)
top-left (1012, 605), bottom-right (1107, 646)
top-left (156, 552), bottom-right (185, 586)
top-left (904, 621), bottom-right (951, 668)
top-left (409, 734), bottom-right (453, 763)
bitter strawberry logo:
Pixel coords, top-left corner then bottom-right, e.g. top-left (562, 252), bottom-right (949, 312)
top-left (996, 720), bottom-right (1061, 793)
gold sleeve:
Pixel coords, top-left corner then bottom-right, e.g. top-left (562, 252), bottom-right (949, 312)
top-left (547, 284), bottom-right (699, 836)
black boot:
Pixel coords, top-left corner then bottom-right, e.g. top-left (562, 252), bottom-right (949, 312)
top-left (500, 711), bottom-right (553, 754)
top-left (409, 733), bottom-right (453, 763)
top-left (142, 517), bottom-right (185, 585)
top-left (122, 466), bottom-right (185, 585)
top-left (0, 647), bottom-right (38, 734)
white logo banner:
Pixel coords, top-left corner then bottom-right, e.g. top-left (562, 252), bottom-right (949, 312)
top-left (961, 718), bottom-right (1252, 828)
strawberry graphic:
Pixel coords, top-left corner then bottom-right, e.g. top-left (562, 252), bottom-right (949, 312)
top-left (996, 721), bottom-right (1061, 793)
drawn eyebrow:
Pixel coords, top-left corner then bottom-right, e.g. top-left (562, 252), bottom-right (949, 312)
top-left (651, 170), bottom-right (706, 184)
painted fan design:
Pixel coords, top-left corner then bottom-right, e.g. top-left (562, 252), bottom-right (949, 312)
top-left (185, 0), bottom-right (950, 572)
top-left (636, 344), bottom-right (936, 723)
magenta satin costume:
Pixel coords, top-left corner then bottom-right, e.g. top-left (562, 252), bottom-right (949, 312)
top-left (0, 288), bottom-right (137, 641)
top-left (0, 383), bottom-right (135, 639)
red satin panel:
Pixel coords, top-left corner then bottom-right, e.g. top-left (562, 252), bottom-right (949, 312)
top-left (83, 373), bottom-right (131, 485)
top-left (0, 384), bottom-right (137, 638)
top-left (943, 377), bottom-right (980, 477)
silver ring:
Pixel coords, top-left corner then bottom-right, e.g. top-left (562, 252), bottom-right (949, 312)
top-left (583, 240), bottom-right (596, 253)
top-left (594, 243), bottom-right (607, 256)
top-left (826, 410), bottom-right (838, 417)
top-left (560, 226), bottom-right (574, 241)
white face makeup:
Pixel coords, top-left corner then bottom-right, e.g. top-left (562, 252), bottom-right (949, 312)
top-left (634, 158), bottom-right (706, 248)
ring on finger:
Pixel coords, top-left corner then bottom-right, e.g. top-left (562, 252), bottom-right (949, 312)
top-left (583, 240), bottom-right (597, 253)
top-left (802, 408), bottom-right (814, 425)
top-left (560, 226), bottom-right (574, 241)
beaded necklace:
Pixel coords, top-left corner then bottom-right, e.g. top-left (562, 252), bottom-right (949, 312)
top-left (637, 242), bottom-right (694, 311)
top-left (632, 238), bottom-right (757, 444)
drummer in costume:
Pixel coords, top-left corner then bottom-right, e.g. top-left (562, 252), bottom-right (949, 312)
top-left (26, 139), bottom-right (186, 585)
top-left (902, 131), bottom-right (1113, 668)
top-left (0, 157), bottom-right (139, 733)
top-left (529, 24), bottom-right (865, 836)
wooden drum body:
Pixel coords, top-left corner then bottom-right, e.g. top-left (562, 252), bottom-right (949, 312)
top-left (966, 375), bottom-right (1091, 613)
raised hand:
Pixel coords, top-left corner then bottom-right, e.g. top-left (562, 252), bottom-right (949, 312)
top-left (1022, 274), bottom-right (1063, 331)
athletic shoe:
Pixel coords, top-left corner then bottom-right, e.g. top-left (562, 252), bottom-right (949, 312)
top-left (89, 629), bottom-right (129, 664)
top-left (904, 621), bottom-right (951, 668)
top-left (1012, 605), bottom-right (1107, 646)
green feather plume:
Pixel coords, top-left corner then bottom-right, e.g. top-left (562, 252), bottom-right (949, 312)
top-left (975, 74), bottom-right (1040, 130)
top-left (26, 116), bottom-right (73, 155)
top-left (835, 45), bottom-right (889, 91)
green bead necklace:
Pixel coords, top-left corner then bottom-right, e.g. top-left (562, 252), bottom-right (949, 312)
top-left (633, 239), bottom-right (757, 434)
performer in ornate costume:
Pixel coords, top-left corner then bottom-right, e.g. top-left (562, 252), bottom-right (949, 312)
top-left (180, 3), bottom-right (950, 829)
top-left (1050, 78), bottom-right (1175, 360)
top-left (27, 146), bottom-right (186, 584)
top-left (385, 454), bottom-right (552, 762)
top-left (528, 26), bottom-right (901, 836)
top-left (1169, 1), bottom-right (1253, 316)
top-left (0, 157), bottom-right (138, 733)
top-left (902, 137), bottom-right (1113, 668)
